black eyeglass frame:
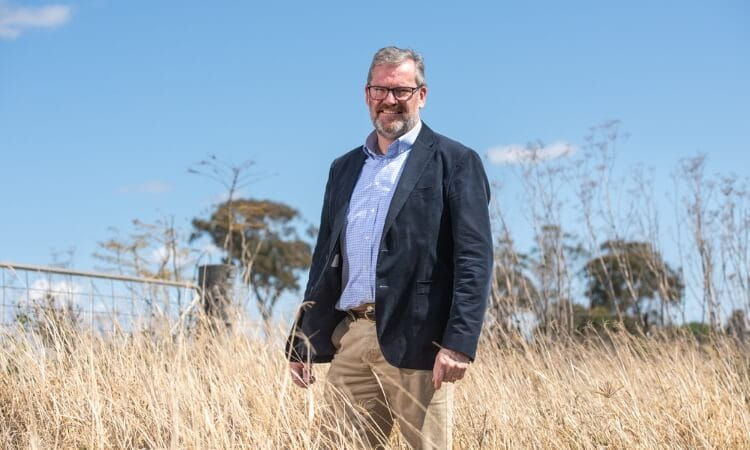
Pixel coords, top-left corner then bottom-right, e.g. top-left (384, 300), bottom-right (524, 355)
top-left (366, 85), bottom-right (423, 101)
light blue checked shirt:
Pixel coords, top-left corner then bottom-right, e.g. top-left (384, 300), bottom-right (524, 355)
top-left (335, 121), bottom-right (423, 311)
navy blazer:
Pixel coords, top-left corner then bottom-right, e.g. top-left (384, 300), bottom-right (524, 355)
top-left (286, 123), bottom-right (493, 370)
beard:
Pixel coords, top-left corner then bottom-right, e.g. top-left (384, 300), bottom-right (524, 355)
top-left (373, 111), bottom-right (420, 140)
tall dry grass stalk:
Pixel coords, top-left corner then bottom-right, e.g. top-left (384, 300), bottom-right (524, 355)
top-left (1, 320), bottom-right (748, 449)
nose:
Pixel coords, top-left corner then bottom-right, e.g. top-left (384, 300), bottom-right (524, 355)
top-left (382, 89), bottom-right (398, 104)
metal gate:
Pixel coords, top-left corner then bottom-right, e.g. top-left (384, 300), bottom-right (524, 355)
top-left (0, 261), bottom-right (200, 332)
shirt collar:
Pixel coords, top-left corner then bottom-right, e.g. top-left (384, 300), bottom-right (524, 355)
top-left (363, 120), bottom-right (422, 159)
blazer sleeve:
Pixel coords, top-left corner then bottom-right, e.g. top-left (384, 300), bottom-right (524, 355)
top-left (285, 160), bottom-right (336, 362)
top-left (441, 149), bottom-right (493, 360)
top-left (303, 161), bottom-right (337, 299)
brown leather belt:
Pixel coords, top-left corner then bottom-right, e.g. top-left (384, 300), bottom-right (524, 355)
top-left (347, 303), bottom-right (376, 321)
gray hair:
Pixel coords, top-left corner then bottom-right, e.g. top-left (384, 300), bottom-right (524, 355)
top-left (367, 46), bottom-right (426, 86)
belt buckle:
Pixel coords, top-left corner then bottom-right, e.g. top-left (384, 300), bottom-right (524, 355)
top-left (349, 303), bottom-right (376, 321)
top-left (362, 303), bottom-right (375, 321)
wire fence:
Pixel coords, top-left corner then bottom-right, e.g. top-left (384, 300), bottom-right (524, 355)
top-left (0, 261), bottom-right (201, 333)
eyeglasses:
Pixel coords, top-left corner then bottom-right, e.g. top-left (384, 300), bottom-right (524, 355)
top-left (367, 85), bottom-right (422, 101)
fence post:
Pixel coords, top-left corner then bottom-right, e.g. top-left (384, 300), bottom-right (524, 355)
top-left (197, 264), bottom-right (235, 330)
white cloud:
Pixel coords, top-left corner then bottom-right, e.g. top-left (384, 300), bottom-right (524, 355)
top-left (0, 2), bottom-right (71, 39)
top-left (118, 180), bottom-right (172, 194)
top-left (487, 141), bottom-right (575, 165)
top-left (28, 278), bottom-right (82, 307)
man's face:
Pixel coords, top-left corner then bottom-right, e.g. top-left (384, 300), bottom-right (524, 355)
top-left (366, 60), bottom-right (427, 140)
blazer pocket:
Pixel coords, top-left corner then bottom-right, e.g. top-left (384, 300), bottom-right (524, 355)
top-left (412, 186), bottom-right (439, 201)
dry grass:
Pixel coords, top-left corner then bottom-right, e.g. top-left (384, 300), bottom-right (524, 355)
top-left (1, 322), bottom-right (749, 449)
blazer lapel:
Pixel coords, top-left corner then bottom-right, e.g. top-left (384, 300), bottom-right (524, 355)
top-left (328, 149), bottom-right (367, 254)
top-left (380, 125), bottom-right (436, 239)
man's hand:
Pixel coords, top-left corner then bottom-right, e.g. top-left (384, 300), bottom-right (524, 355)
top-left (431, 348), bottom-right (470, 390)
top-left (289, 361), bottom-right (315, 388)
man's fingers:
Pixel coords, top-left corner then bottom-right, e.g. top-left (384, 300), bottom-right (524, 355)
top-left (433, 350), bottom-right (470, 389)
top-left (441, 360), bottom-right (467, 384)
top-left (290, 366), bottom-right (306, 387)
top-left (432, 364), bottom-right (444, 390)
top-left (448, 363), bottom-right (466, 379)
top-left (291, 368), bottom-right (305, 387)
top-left (303, 364), bottom-right (315, 385)
top-left (290, 363), bottom-right (314, 388)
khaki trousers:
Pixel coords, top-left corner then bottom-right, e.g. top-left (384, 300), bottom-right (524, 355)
top-left (324, 316), bottom-right (453, 449)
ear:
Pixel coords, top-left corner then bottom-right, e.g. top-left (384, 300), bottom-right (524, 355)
top-left (418, 85), bottom-right (427, 108)
top-left (364, 84), bottom-right (371, 105)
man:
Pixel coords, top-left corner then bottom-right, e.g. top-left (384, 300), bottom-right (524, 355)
top-left (286, 46), bottom-right (493, 449)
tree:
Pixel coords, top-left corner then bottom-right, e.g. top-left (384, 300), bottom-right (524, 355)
top-left (187, 156), bottom-right (261, 266)
top-left (680, 155), bottom-right (720, 331)
top-left (94, 216), bottom-right (193, 282)
top-left (489, 227), bottom-right (587, 336)
top-left (489, 236), bottom-right (539, 335)
top-left (583, 239), bottom-right (683, 329)
top-left (191, 198), bottom-right (312, 323)
top-left (93, 216), bottom-right (195, 316)
top-left (529, 224), bottom-right (587, 333)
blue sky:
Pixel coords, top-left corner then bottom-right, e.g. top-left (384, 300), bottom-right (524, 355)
top-left (1, 1), bottom-right (748, 320)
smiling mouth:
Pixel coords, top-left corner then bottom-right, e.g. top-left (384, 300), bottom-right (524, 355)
top-left (379, 110), bottom-right (402, 115)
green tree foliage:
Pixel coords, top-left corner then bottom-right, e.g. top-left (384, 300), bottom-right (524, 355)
top-left (191, 199), bottom-right (312, 322)
top-left (583, 240), bottom-right (684, 327)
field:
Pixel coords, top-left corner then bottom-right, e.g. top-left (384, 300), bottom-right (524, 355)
top-left (1, 321), bottom-right (748, 449)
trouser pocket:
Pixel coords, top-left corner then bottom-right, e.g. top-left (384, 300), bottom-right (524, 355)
top-left (331, 317), bottom-right (351, 351)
